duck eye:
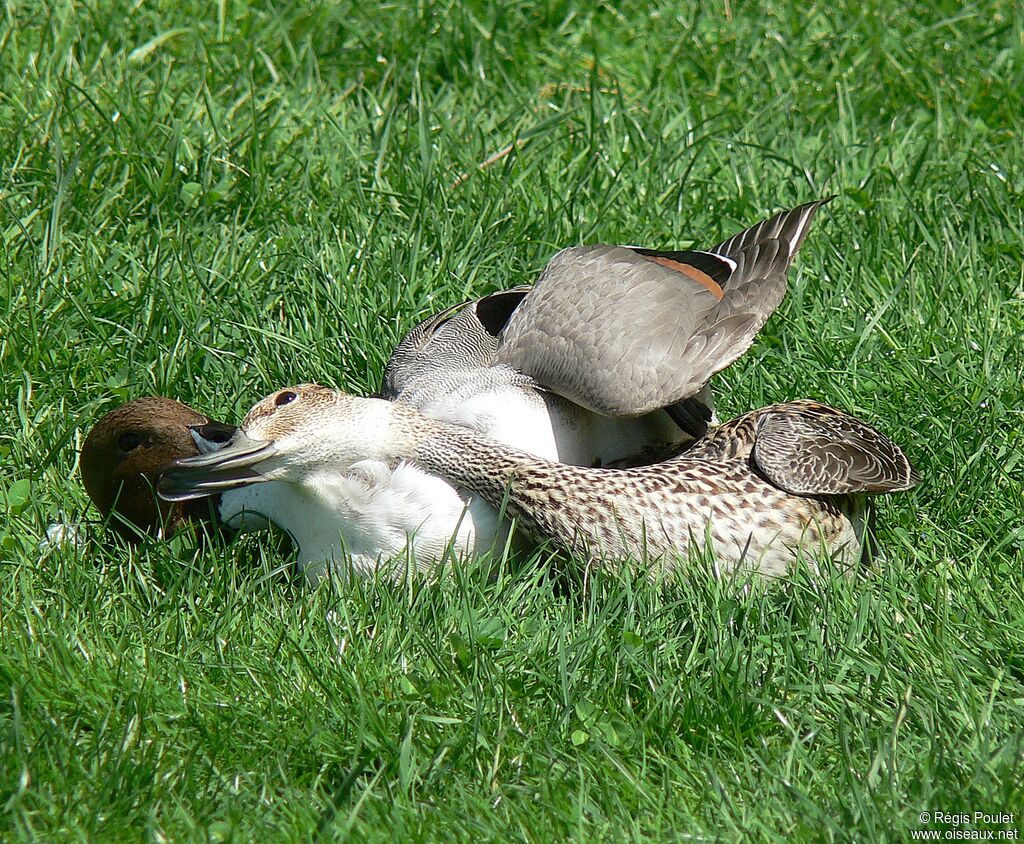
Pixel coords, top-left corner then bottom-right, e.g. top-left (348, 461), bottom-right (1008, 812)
top-left (275, 391), bottom-right (297, 407)
top-left (118, 432), bottom-right (143, 453)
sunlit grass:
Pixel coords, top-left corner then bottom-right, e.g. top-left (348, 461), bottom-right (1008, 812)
top-left (2, 0), bottom-right (1023, 840)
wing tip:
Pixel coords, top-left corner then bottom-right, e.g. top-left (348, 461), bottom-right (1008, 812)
top-left (713, 195), bottom-right (835, 264)
top-left (752, 402), bottom-right (921, 496)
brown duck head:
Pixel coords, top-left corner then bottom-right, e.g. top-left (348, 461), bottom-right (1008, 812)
top-left (80, 396), bottom-right (235, 541)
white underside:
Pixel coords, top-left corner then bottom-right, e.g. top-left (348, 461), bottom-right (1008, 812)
top-left (220, 461), bottom-right (512, 585)
top-left (410, 378), bottom-right (691, 466)
top-left (221, 374), bottom-right (700, 583)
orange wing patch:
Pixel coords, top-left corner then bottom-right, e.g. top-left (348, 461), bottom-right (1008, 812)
top-left (643, 255), bottom-right (724, 301)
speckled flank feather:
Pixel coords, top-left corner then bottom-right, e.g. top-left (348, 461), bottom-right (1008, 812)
top-left (402, 397), bottom-right (918, 574)
top-left (159, 387), bottom-right (919, 578)
top-left (419, 443), bottom-right (854, 574)
top-left (686, 400), bottom-right (920, 494)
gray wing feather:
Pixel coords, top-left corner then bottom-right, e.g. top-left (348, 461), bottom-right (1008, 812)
top-left (495, 245), bottom-right (721, 415)
top-left (713, 238), bottom-right (790, 329)
top-left (713, 197), bottom-right (832, 262)
top-left (380, 288), bottom-right (528, 400)
top-left (385, 200), bottom-right (830, 420)
top-left (661, 313), bottom-right (761, 402)
top-left (495, 200), bottom-right (829, 416)
top-left (752, 403), bottom-right (920, 495)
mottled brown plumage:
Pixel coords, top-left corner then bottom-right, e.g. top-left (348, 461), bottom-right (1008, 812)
top-left (159, 386), bottom-right (919, 577)
top-left (409, 399), bottom-right (917, 573)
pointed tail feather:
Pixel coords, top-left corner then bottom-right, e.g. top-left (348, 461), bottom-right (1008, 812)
top-left (712, 196), bottom-right (834, 268)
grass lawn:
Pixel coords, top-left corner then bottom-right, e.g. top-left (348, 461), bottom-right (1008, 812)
top-left (2, 0), bottom-right (1023, 839)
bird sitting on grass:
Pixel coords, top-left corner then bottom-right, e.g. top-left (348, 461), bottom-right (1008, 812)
top-left (81, 198), bottom-right (834, 571)
top-left (159, 385), bottom-right (918, 582)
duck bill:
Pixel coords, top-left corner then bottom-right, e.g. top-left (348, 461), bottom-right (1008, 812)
top-left (158, 432), bottom-right (277, 501)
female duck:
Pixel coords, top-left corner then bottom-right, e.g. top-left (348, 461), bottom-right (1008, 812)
top-left (84, 199), bottom-right (830, 545)
top-left (160, 385), bottom-right (918, 580)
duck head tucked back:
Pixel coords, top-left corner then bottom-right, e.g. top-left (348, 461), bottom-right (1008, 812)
top-left (81, 397), bottom-right (236, 541)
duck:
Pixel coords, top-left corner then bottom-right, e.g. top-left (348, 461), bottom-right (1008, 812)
top-left (79, 397), bottom-right (237, 541)
top-left (80, 396), bottom-right (350, 547)
top-left (80, 396), bottom-right (512, 568)
top-left (158, 385), bottom-right (919, 580)
top-left (381, 197), bottom-right (831, 464)
top-left (84, 198), bottom-right (829, 558)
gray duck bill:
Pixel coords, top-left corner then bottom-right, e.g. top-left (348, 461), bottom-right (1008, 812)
top-left (158, 433), bottom-right (277, 501)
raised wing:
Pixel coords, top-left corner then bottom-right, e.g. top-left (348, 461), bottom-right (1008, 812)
top-left (712, 197), bottom-right (831, 260)
top-left (494, 244), bottom-right (728, 415)
top-left (495, 199), bottom-right (831, 417)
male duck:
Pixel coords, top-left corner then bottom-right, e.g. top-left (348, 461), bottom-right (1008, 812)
top-left (381, 198), bottom-right (831, 464)
top-left (84, 198), bottom-right (829, 565)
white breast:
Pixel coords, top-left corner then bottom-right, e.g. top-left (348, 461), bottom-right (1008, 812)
top-left (221, 462), bottom-right (509, 584)
top-left (224, 370), bottom-right (692, 582)
top-left (413, 377), bottom-right (686, 466)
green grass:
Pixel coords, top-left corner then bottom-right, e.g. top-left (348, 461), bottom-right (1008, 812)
top-left (2, 0), bottom-right (1023, 839)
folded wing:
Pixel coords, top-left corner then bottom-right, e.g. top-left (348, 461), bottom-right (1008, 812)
top-left (751, 402), bottom-right (920, 495)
